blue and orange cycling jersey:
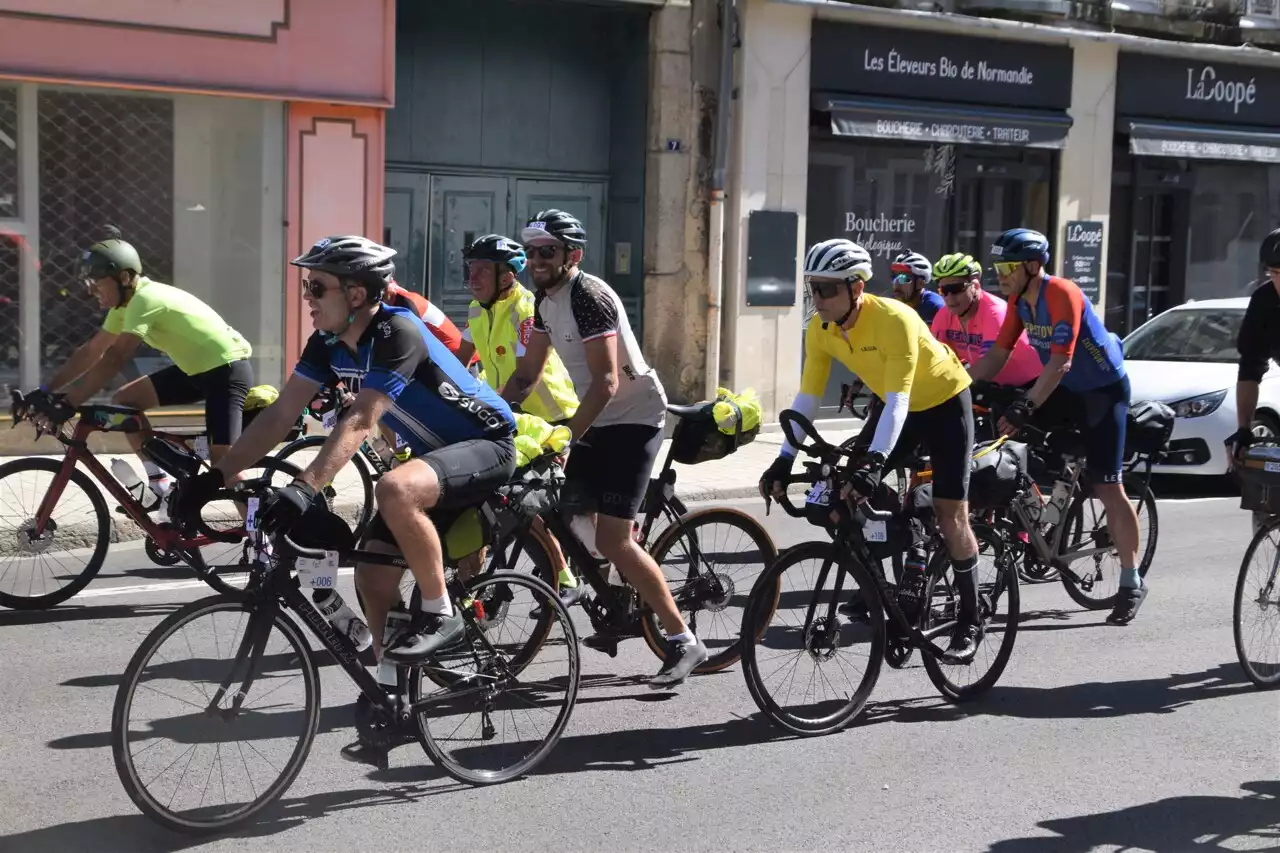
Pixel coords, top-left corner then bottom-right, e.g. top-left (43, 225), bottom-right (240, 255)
top-left (995, 275), bottom-right (1125, 392)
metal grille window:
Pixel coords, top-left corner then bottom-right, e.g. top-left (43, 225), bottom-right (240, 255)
top-left (37, 90), bottom-right (174, 392)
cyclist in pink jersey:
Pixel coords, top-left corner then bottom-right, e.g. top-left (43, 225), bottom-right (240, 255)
top-left (929, 252), bottom-right (1040, 387)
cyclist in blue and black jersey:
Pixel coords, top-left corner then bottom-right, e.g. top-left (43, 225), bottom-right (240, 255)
top-left (969, 227), bottom-right (1147, 625)
top-left (179, 236), bottom-right (517, 674)
top-left (891, 250), bottom-right (943, 324)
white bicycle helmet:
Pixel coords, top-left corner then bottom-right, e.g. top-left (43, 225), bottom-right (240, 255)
top-left (891, 250), bottom-right (933, 283)
top-left (803, 239), bottom-right (873, 280)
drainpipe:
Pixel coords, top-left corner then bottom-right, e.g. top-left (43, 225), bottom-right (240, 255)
top-left (705, 0), bottom-right (736, 401)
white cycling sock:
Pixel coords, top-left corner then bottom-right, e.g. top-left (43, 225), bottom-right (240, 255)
top-left (421, 593), bottom-right (454, 618)
top-left (669, 630), bottom-right (696, 645)
top-left (142, 460), bottom-right (173, 493)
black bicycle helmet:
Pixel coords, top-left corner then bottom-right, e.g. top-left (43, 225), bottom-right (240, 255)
top-left (291, 235), bottom-right (397, 297)
top-left (521, 209), bottom-right (587, 249)
top-left (463, 234), bottom-right (527, 275)
top-left (1261, 228), bottom-right (1280, 268)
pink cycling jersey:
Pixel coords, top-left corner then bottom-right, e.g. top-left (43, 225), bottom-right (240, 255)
top-left (931, 288), bottom-right (1042, 387)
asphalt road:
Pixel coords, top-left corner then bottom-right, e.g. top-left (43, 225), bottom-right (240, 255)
top-left (0, 493), bottom-right (1276, 853)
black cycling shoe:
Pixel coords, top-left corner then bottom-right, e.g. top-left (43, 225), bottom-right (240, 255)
top-left (340, 740), bottom-right (390, 770)
top-left (838, 588), bottom-right (874, 621)
top-left (1106, 584), bottom-right (1148, 625)
top-left (942, 621), bottom-right (983, 665)
top-left (382, 612), bottom-right (465, 664)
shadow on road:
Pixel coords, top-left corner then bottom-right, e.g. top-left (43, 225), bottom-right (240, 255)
top-left (0, 601), bottom-right (178, 626)
top-left (1149, 474), bottom-right (1237, 500)
top-left (987, 780), bottom-right (1280, 852)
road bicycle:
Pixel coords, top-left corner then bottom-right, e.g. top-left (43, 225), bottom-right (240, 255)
top-left (739, 410), bottom-right (1020, 736)
top-left (111, 474), bottom-right (578, 835)
top-left (0, 390), bottom-right (303, 609)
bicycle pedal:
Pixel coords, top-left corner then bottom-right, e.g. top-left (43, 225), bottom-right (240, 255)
top-left (582, 633), bottom-right (620, 657)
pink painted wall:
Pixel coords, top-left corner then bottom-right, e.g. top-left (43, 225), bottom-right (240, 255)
top-left (0, 0), bottom-right (394, 106)
top-left (285, 104), bottom-right (387, 364)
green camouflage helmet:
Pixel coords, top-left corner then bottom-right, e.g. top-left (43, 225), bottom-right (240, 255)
top-left (80, 238), bottom-right (142, 282)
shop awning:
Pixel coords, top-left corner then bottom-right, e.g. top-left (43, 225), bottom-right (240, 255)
top-left (814, 93), bottom-right (1073, 149)
top-left (1126, 120), bottom-right (1280, 163)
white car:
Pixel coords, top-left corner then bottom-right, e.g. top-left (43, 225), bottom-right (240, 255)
top-left (1122, 296), bottom-right (1280, 477)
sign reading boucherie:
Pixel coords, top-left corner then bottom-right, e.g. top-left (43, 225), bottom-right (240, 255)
top-left (811, 22), bottom-right (1073, 110)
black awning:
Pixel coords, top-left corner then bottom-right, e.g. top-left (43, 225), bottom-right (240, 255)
top-left (814, 93), bottom-right (1073, 149)
top-left (1126, 120), bottom-right (1280, 163)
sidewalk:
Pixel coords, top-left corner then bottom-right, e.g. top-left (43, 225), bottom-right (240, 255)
top-left (0, 419), bottom-right (864, 554)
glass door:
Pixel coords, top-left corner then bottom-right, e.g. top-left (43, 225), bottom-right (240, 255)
top-left (951, 150), bottom-right (1055, 294)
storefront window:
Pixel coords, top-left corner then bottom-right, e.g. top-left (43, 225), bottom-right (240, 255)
top-left (1186, 163), bottom-right (1280, 302)
top-left (25, 87), bottom-right (285, 397)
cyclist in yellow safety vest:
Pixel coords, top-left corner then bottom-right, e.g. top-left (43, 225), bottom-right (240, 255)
top-left (456, 235), bottom-right (579, 423)
top-left (454, 234), bottom-right (583, 601)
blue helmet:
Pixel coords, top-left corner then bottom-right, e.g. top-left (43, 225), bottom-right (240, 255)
top-left (991, 228), bottom-right (1050, 265)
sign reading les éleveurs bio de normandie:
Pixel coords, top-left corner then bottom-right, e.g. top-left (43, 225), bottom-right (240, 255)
top-left (810, 22), bottom-right (1074, 111)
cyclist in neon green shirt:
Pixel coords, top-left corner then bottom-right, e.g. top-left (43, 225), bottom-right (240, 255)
top-left (37, 235), bottom-right (254, 504)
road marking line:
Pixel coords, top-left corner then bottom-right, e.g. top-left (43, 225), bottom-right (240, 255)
top-left (77, 567), bottom-right (357, 598)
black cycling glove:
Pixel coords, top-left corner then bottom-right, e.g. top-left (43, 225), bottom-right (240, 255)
top-left (845, 450), bottom-right (888, 501)
top-left (759, 455), bottom-right (794, 501)
top-left (1225, 426), bottom-right (1255, 463)
top-left (258, 480), bottom-right (318, 535)
top-left (1001, 396), bottom-right (1036, 431)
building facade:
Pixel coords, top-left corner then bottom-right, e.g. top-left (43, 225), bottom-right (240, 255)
top-left (719, 0), bottom-right (1280, 421)
top-left (0, 0), bottom-right (393, 400)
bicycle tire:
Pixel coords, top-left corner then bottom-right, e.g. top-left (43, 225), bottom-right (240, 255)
top-left (1233, 515), bottom-right (1280, 689)
top-left (274, 435), bottom-right (376, 542)
top-left (639, 506), bottom-right (780, 674)
top-left (920, 524), bottom-right (1021, 702)
top-left (740, 540), bottom-right (885, 737)
top-left (111, 595), bottom-right (321, 834)
top-left (1059, 482), bottom-right (1158, 611)
top-left (0, 457), bottom-right (110, 610)
top-left (409, 570), bottom-right (579, 785)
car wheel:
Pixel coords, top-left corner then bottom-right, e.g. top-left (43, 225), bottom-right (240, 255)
top-left (1251, 411), bottom-right (1280, 443)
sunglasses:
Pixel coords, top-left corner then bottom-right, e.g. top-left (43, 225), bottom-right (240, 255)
top-left (523, 244), bottom-right (561, 260)
top-left (993, 261), bottom-right (1022, 277)
top-left (939, 281), bottom-right (971, 296)
top-left (302, 278), bottom-right (332, 299)
top-left (805, 277), bottom-right (848, 300)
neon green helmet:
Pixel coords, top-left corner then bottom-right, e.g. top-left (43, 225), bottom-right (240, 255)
top-left (933, 252), bottom-right (982, 280)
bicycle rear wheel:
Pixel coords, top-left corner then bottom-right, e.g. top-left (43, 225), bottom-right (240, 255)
top-left (640, 506), bottom-right (779, 674)
top-left (273, 435), bottom-right (376, 542)
top-left (739, 541), bottom-right (884, 736)
top-left (920, 524), bottom-right (1020, 702)
top-left (1059, 481), bottom-right (1157, 610)
top-left (111, 595), bottom-right (320, 834)
top-left (409, 571), bottom-right (579, 784)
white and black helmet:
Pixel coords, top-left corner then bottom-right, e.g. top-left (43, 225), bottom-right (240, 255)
top-left (891, 250), bottom-right (932, 283)
top-left (291, 235), bottom-right (397, 297)
top-left (803, 239), bottom-right (873, 281)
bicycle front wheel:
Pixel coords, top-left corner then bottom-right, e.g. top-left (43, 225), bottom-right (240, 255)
top-left (1234, 515), bottom-right (1280, 688)
top-left (410, 571), bottom-right (579, 784)
top-left (111, 595), bottom-right (320, 834)
top-left (739, 541), bottom-right (884, 737)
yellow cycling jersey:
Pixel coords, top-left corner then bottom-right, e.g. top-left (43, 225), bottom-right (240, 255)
top-left (800, 293), bottom-right (971, 411)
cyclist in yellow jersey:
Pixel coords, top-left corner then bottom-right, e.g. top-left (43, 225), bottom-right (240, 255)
top-left (453, 234), bottom-right (582, 602)
top-left (759, 238), bottom-right (985, 662)
top-left (34, 233), bottom-right (253, 506)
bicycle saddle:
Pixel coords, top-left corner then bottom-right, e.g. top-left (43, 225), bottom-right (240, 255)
top-left (666, 401), bottom-right (716, 422)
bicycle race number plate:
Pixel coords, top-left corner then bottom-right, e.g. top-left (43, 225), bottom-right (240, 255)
top-left (806, 479), bottom-right (833, 506)
top-left (194, 435), bottom-right (210, 460)
top-left (322, 410), bottom-right (338, 430)
top-left (865, 520), bottom-right (888, 542)
top-left (296, 551), bottom-right (340, 589)
top-left (1266, 461), bottom-right (1280, 474)
top-left (245, 498), bottom-right (259, 532)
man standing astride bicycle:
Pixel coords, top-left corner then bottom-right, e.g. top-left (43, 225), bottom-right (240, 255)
top-left (501, 209), bottom-right (708, 688)
top-left (891, 250), bottom-right (944, 325)
top-left (759, 238), bottom-right (986, 663)
top-left (179, 235), bottom-right (518, 670)
top-left (930, 252), bottom-right (1042, 386)
top-left (1225, 228), bottom-right (1280, 534)
top-left (969, 228), bottom-right (1146, 625)
top-left (36, 232), bottom-right (253, 504)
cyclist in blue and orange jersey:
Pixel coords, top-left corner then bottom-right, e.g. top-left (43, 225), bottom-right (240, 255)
top-left (968, 228), bottom-right (1147, 625)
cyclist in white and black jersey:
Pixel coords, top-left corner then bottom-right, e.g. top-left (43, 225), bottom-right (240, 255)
top-left (503, 209), bottom-right (708, 688)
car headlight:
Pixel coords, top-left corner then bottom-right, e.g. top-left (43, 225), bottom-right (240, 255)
top-left (1171, 389), bottom-right (1227, 419)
